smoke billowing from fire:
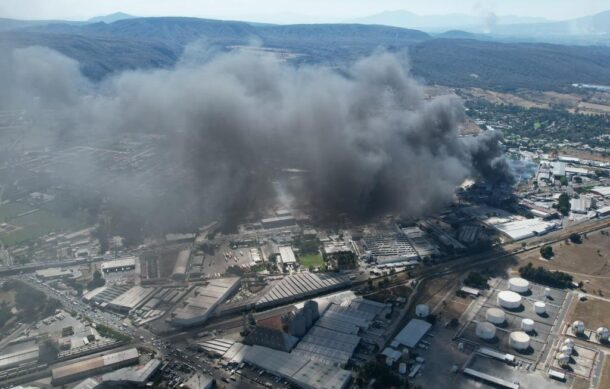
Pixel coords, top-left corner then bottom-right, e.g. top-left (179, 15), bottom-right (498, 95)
top-left (1, 45), bottom-right (512, 229)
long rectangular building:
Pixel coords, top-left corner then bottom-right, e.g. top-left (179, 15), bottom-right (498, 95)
top-left (51, 348), bottom-right (140, 385)
top-left (256, 273), bottom-right (350, 308)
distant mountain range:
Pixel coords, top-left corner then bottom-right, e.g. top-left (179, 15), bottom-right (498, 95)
top-left (1, 15), bottom-right (610, 92)
top-left (87, 12), bottom-right (135, 24)
top-left (351, 9), bottom-right (610, 45)
top-left (350, 10), bottom-right (549, 31)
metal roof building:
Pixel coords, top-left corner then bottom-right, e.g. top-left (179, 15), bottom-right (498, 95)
top-left (393, 319), bottom-right (432, 348)
top-left (107, 286), bottom-right (155, 313)
top-left (293, 326), bottom-right (360, 365)
top-left (256, 273), bottom-right (350, 308)
top-left (243, 345), bottom-right (351, 389)
top-left (183, 373), bottom-right (214, 389)
top-left (171, 249), bottom-right (191, 281)
top-left (0, 345), bottom-right (39, 370)
top-left (278, 246), bottom-right (297, 265)
top-left (101, 358), bottom-right (161, 384)
top-left (100, 257), bottom-right (136, 273)
top-left (172, 277), bottom-right (240, 326)
top-left (51, 348), bottom-right (140, 385)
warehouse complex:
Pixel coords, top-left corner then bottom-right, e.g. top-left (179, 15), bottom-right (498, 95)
top-left (243, 345), bottom-right (351, 389)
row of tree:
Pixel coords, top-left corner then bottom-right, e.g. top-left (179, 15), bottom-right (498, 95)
top-left (519, 262), bottom-right (573, 288)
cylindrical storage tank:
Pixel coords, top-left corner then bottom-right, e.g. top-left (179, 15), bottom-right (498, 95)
top-left (416, 304), bottom-right (430, 318)
top-left (557, 353), bottom-right (570, 367)
top-left (564, 338), bottom-right (575, 348)
top-left (597, 327), bottom-right (609, 341)
top-left (534, 301), bottom-right (546, 315)
top-left (509, 277), bottom-right (530, 293)
top-left (521, 318), bottom-right (535, 332)
top-left (498, 290), bottom-right (522, 309)
top-left (485, 308), bottom-right (506, 324)
top-left (544, 288), bottom-right (551, 297)
top-left (509, 331), bottom-right (530, 350)
top-left (476, 322), bottom-right (497, 340)
top-left (573, 320), bottom-right (585, 334)
top-left (399, 362), bottom-right (407, 375)
top-left (560, 345), bottom-right (573, 355)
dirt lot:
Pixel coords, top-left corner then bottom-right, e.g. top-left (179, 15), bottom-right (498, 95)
top-left (571, 376), bottom-right (590, 389)
top-left (569, 298), bottom-right (610, 330)
top-left (365, 284), bottom-right (412, 303)
top-left (599, 356), bottom-right (610, 389)
top-left (459, 87), bottom-right (610, 115)
top-left (515, 228), bottom-right (610, 296)
top-left (0, 290), bottom-right (15, 306)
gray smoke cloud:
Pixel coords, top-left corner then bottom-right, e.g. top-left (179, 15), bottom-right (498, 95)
top-left (0, 45), bottom-right (512, 232)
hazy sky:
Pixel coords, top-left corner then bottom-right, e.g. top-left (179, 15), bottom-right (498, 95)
top-left (2, 0), bottom-right (610, 22)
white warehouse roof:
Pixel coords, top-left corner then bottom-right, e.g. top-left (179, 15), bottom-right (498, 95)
top-left (393, 319), bottom-right (431, 348)
top-left (493, 218), bottom-right (556, 241)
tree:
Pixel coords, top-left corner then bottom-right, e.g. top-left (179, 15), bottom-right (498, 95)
top-left (519, 262), bottom-right (573, 288)
top-left (540, 245), bottom-right (554, 259)
top-left (557, 193), bottom-right (571, 216)
top-left (87, 270), bottom-right (106, 289)
top-left (569, 233), bottom-right (582, 244)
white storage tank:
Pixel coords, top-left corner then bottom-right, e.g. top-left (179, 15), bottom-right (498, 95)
top-left (399, 362), bottom-right (407, 375)
top-left (563, 338), bottom-right (574, 348)
top-left (485, 308), bottom-right (506, 324)
top-left (596, 327), bottom-right (609, 341)
top-left (534, 301), bottom-right (546, 315)
top-left (509, 277), bottom-right (530, 293)
top-left (416, 304), bottom-right (430, 318)
top-left (509, 331), bottom-right (530, 350)
top-left (573, 320), bottom-right (586, 334)
top-left (544, 288), bottom-right (551, 298)
top-left (556, 353), bottom-right (570, 367)
top-left (521, 318), bottom-right (535, 332)
top-left (560, 345), bottom-right (573, 355)
top-left (476, 322), bottom-right (497, 340)
top-left (498, 290), bottom-right (522, 309)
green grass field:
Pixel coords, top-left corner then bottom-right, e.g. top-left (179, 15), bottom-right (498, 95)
top-left (0, 205), bottom-right (88, 246)
top-left (0, 202), bottom-right (36, 222)
top-left (298, 253), bottom-right (325, 269)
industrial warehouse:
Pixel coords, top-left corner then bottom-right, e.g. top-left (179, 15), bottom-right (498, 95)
top-left (170, 277), bottom-right (240, 326)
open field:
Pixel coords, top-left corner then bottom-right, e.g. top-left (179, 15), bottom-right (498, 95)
top-left (0, 208), bottom-right (88, 246)
top-left (297, 253), bottom-right (324, 269)
top-left (459, 87), bottom-right (610, 115)
top-left (569, 298), bottom-right (610, 330)
top-left (0, 202), bottom-right (36, 222)
top-left (515, 228), bottom-right (610, 296)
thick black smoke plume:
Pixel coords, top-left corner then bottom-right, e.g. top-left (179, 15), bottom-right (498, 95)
top-left (0, 46), bottom-right (512, 231)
